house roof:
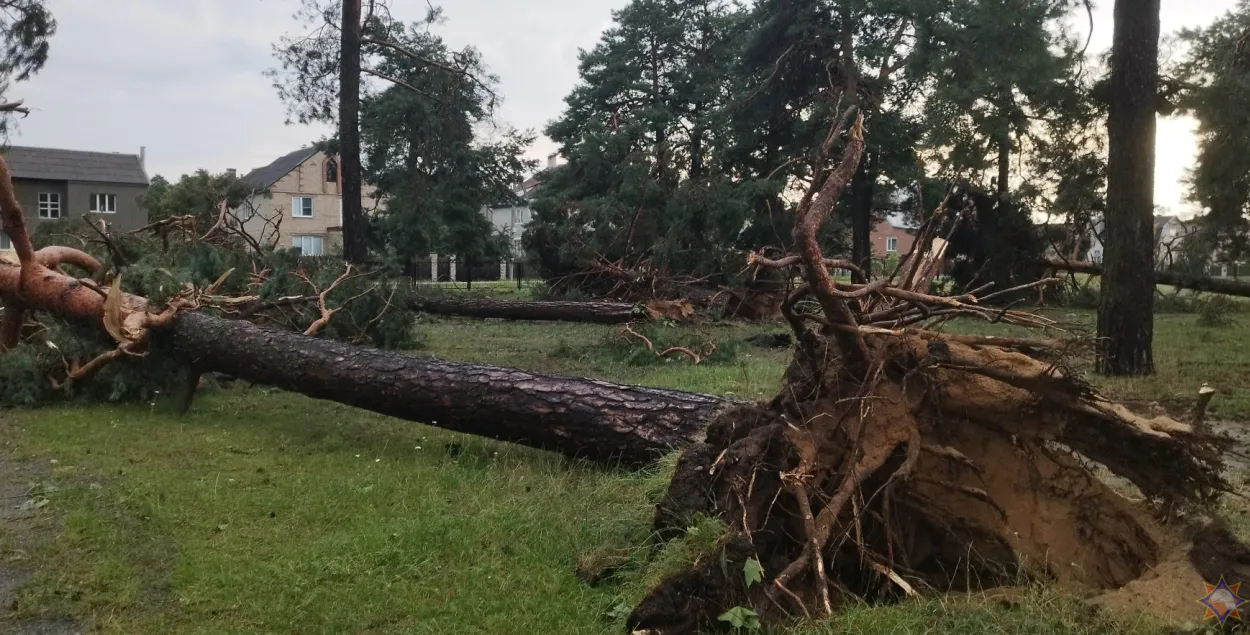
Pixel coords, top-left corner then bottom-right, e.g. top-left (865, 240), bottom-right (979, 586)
top-left (240, 146), bottom-right (318, 189)
top-left (885, 212), bottom-right (920, 231)
top-left (2, 145), bottom-right (148, 185)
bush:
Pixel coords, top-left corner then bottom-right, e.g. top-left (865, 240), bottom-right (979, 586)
top-left (1195, 294), bottom-right (1240, 328)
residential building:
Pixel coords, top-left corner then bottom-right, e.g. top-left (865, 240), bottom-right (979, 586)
top-left (236, 147), bottom-right (377, 256)
top-left (870, 212), bottom-right (919, 259)
top-left (1084, 215), bottom-right (1202, 269)
top-left (1, 145), bottom-right (149, 250)
top-left (474, 153), bottom-right (556, 279)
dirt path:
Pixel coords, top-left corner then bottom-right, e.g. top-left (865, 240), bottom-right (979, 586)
top-left (0, 418), bottom-right (80, 635)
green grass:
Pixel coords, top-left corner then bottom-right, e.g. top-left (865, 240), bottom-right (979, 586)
top-left (3, 312), bottom-right (1246, 634)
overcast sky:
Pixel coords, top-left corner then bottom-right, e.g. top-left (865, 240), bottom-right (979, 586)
top-left (8, 0), bottom-right (1243, 216)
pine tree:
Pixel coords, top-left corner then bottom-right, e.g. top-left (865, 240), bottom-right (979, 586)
top-left (0, 0), bottom-right (55, 133)
top-left (1097, 0), bottom-right (1160, 376)
top-left (359, 28), bottom-right (534, 270)
top-left (268, 1), bottom-right (493, 264)
top-left (1173, 1), bottom-right (1250, 271)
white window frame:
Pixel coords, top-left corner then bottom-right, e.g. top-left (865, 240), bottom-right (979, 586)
top-left (1, 232), bottom-right (11, 251)
top-left (90, 193), bottom-right (117, 214)
top-left (291, 234), bottom-right (324, 256)
top-left (292, 196), bottom-right (314, 218)
top-left (38, 192), bottom-right (61, 219)
top-left (886, 237), bottom-right (898, 253)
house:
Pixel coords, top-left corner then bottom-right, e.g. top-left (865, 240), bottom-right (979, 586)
top-left (0, 145), bottom-right (149, 250)
top-left (236, 147), bottom-right (377, 256)
top-left (1083, 215), bottom-right (1201, 269)
top-left (870, 212), bottom-right (919, 259)
top-left (476, 153), bottom-right (556, 280)
top-left (1153, 215), bottom-right (1202, 269)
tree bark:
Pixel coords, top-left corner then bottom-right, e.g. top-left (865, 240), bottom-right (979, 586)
top-left (339, 0), bottom-right (367, 264)
top-left (409, 296), bottom-right (642, 323)
top-left (849, 152), bottom-right (876, 281)
top-left (997, 133), bottom-right (1010, 200)
top-left (1097, 0), bottom-right (1159, 376)
top-left (1042, 258), bottom-right (1250, 298)
top-left (163, 311), bottom-right (728, 464)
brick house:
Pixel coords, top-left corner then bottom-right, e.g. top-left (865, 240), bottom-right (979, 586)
top-left (870, 212), bottom-right (919, 259)
top-left (1, 145), bottom-right (149, 250)
top-left (236, 147), bottom-right (377, 256)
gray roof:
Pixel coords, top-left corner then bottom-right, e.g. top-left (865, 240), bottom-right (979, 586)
top-left (241, 146), bottom-right (318, 189)
top-left (885, 212), bottom-right (920, 231)
top-left (3, 145), bottom-right (148, 185)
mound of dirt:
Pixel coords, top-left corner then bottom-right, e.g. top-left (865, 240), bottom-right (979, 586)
top-left (1094, 521), bottom-right (1250, 624)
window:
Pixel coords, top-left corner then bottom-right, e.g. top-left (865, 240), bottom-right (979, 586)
top-left (291, 235), bottom-right (324, 256)
top-left (886, 237), bottom-right (898, 253)
top-left (38, 192), bottom-right (61, 219)
top-left (292, 196), bottom-right (313, 218)
top-left (90, 193), bottom-right (117, 214)
top-left (325, 158), bottom-right (338, 183)
top-left (1, 232), bottom-right (10, 251)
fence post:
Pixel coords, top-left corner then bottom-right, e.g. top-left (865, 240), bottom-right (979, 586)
top-left (466, 254), bottom-right (472, 291)
top-left (429, 253), bottom-right (438, 281)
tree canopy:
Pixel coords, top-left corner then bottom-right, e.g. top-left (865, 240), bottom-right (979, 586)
top-left (1173, 0), bottom-right (1250, 268)
top-left (525, 0), bottom-right (1091, 299)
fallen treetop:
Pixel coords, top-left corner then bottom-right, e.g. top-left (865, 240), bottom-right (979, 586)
top-left (1042, 257), bottom-right (1250, 298)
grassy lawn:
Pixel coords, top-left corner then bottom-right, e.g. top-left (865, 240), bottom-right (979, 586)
top-left (2, 310), bottom-right (1246, 634)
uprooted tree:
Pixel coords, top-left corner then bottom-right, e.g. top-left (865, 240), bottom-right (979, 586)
top-left (626, 108), bottom-right (1229, 632)
top-left (0, 112), bottom-right (1231, 634)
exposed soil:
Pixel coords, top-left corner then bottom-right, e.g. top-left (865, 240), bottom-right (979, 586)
top-left (629, 332), bottom-right (1237, 634)
top-left (1093, 418), bottom-right (1250, 625)
top-left (0, 416), bottom-right (80, 635)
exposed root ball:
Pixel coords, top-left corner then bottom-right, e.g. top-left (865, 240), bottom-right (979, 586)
top-left (628, 333), bottom-right (1226, 634)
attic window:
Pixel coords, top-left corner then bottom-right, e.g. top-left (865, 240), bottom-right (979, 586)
top-left (326, 158), bottom-right (338, 183)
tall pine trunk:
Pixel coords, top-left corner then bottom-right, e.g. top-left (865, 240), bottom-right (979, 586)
top-left (997, 134), bottom-right (1010, 201)
top-left (339, 0), bottom-right (367, 264)
top-left (1097, 0), bottom-right (1159, 376)
top-left (850, 152), bottom-right (876, 281)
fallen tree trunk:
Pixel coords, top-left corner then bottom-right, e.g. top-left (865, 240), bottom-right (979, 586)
top-left (409, 295), bottom-right (643, 324)
top-left (165, 311), bottom-right (728, 463)
top-left (1042, 257), bottom-right (1250, 298)
top-left (0, 259), bottom-right (728, 462)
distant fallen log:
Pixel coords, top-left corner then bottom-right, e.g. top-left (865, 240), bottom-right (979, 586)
top-left (1042, 258), bottom-right (1250, 298)
top-left (408, 295), bottom-right (643, 324)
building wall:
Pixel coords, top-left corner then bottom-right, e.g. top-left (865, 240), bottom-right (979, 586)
top-left (9, 178), bottom-right (147, 234)
top-left (68, 182), bottom-right (149, 232)
top-left (239, 151), bottom-right (376, 254)
top-left (869, 219), bottom-right (916, 258)
top-left (12, 178), bottom-right (68, 233)
top-left (487, 204), bottom-right (532, 257)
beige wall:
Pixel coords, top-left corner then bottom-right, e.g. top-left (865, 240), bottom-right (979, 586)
top-left (239, 151), bottom-right (376, 255)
